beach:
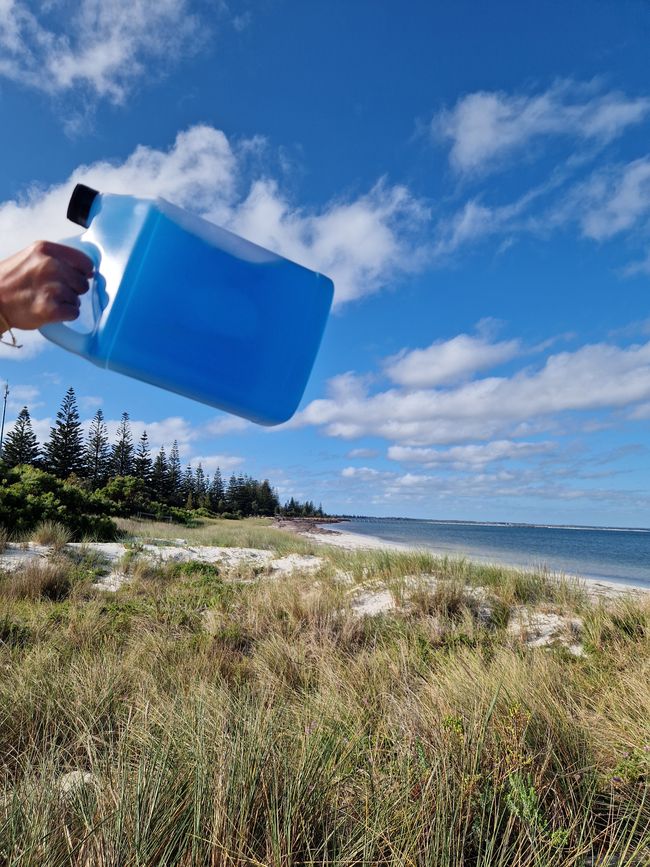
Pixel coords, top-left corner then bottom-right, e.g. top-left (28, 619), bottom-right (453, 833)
top-left (278, 518), bottom-right (650, 600)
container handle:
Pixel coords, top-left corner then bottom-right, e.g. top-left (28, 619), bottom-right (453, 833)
top-left (39, 237), bottom-right (102, 360)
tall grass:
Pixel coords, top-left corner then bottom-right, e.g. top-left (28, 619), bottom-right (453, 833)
top-left (117, 515), bottom-right (320, 555)
top-left (0, 523), bottom-right (647, 864)
top-left (31, 520), bottom-right (73, 551)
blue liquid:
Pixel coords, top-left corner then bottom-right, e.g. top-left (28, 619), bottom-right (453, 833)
top-left (42, 195), bottom-right (334, 425)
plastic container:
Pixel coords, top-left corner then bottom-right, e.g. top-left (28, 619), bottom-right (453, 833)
top-left (40, 185), bottom-right (334, 425)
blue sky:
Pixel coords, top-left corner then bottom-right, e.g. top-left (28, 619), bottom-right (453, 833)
top-left (1, 0), bottom-right (650, 527)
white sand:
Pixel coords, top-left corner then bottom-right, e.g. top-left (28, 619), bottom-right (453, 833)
top-left (0, 541), bottom-right (324, 592)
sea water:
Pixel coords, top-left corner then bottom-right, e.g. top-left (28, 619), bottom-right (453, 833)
top-left (326, 517), bottom-right (650, 589)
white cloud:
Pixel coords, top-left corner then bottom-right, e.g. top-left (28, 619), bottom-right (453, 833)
top-left (568, 157), bottom-right (650, 241)
top-left (341, 466), bottom-right (382, 479)
top-left (202, 416), bottom-right (252, 436)
top-left (0, 382), bottom-right (42, 412)
top-left (229, 178), bottom-right (428, 305)
top-left (297, 339), bottom-right (650, 446)
top-left (101, 415), bottom-right (196, 454)
top-left (79, 395), bottom-right (103, 410)
top-left (0, 0), bottom-right (204, 103)
top-left (191, 454), bottom-right (244, 473)
top-left (0, 329), bottom-right (49, 360)
top-left (0, 125), bottom-right (427, 357)
top-left (434, 81), bottom-right (650, 174)
top-left (388, 440), bottom-right (554, 469)
top-left (347, 447), bottom-right (379, 459)
top-left (385, 333), bottom-right (520, 388)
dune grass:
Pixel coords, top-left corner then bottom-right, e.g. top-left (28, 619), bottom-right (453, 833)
top-left (0, 519), bottom-right (647, 865)
top-left (116, 515), bottom-right (320, 555)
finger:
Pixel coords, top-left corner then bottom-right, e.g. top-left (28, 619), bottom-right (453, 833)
top-left (40, 241), bottom-right (95, 276)
top-left (54, 284), bottom-right (83, 308)
top-left (58, 260), bottom-right (91, 295)
top-left (51, 300), bottom-right (82, 323)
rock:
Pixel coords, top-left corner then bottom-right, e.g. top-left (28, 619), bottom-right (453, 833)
top-left (508, 609), bottom-right (584, 653)
top-left (351, 589), bottom-right (396, 617)
top-left (269, 554), bottom-right (323, 575)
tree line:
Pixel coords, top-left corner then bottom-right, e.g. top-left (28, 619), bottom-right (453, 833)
top-left (1, 387), bottom-right (324, 520)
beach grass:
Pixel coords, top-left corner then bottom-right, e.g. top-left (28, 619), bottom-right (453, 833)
top-left (0, 517), bottom-right (647, 865)
top-left (116, 515), bottom-right (320, 555)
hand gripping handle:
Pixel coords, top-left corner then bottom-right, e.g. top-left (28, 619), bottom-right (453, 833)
top-left (39, 238), bottom-right (102, 360)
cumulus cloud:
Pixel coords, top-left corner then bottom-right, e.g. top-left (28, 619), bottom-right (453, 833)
top-left (229, 178), bottom-right (427, 305)
top-left (385, 333), bottom-right (520, 388)
top-left (434, 80), bottom-right (650, 174)
top-left (0, 125), bottom-right (427, 356)
top-left (0, 0), bottom-right (205, 103)
top-left (297, 339), bottom-right (650, 445)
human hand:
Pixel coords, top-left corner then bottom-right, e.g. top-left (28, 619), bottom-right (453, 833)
top-left (0, 241), bottom-right (94, 331)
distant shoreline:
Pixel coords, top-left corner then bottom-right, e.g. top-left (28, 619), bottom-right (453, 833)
top-left (326, 515), bottom-right (650, 534)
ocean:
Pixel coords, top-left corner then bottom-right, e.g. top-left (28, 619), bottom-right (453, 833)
top-left (326, 517), bottom-right (650, 589)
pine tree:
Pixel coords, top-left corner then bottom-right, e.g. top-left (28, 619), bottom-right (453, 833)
top-left (168, 440), bottom-right (182, 505)
top-left (236, 474), bottom-right (253, 514)
top-left (83, 409), bottom-right (110, 489)
top-left (110, 412), bottom-right (134, 477)
top-left (209, 467), bottom-right (225, 512)
top-left (2, 406), bottom-right (40, 467)
top-left (225, 474), bottom-right (238, 512)
top-left (257, 479), bottom-right (279, 516)
top-left (181, 464), bottom-right (195, 509)
top-left (194, 463), bottom-right (208, 508)
top-left (44, 387), bottom-right (84, 478)
top-left (133, 431), bottom-right (152, 489)
top-left (151, 447), bottom-right (170, 502)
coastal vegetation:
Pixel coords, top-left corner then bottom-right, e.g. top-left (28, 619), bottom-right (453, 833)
top-left (0, 388), bottom-right (323, 537)
top-left (0, 516), bottom-right (647, 865)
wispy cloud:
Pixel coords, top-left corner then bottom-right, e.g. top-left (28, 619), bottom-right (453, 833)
top-left (387, 440), bottom-right (554, 469)
top-left (433, 80), bottom-right (650, 175)
top-left (0, 0), bottom-right (206, 104)
top-left (333, 459), bottom-right (649, 510)
top-left (565, 157), bottom-right (650, 240)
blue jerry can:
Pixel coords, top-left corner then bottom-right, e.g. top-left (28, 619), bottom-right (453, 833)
top-left (40, 184), bottom-right (334, 425)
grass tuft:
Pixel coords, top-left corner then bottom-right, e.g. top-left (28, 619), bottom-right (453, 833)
top-left (31, 520), bottom-right (72, 551)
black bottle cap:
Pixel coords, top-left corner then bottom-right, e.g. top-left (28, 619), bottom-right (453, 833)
top-left (67, 184), bottom-right (99, 228)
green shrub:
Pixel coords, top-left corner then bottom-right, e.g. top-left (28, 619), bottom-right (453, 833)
top-left (98, 475), bottom-right (148, 516)
top-left (0, 465), bottom-right (117, 540)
